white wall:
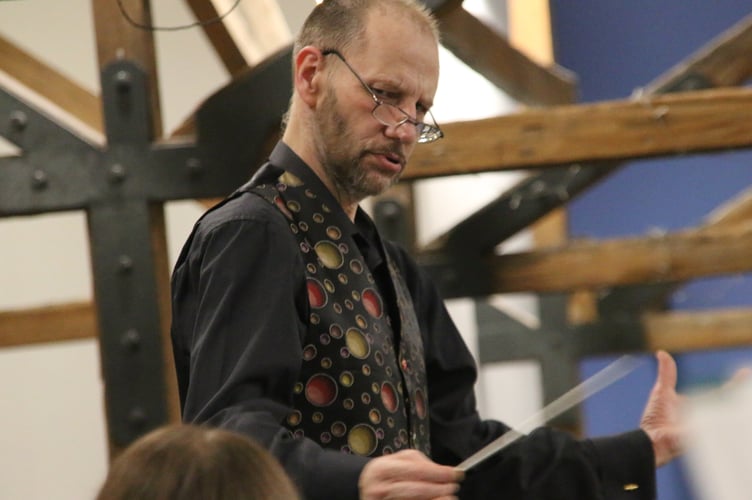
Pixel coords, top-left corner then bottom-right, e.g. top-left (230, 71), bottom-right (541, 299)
top-left (0, 2), bottom-right (539, 498)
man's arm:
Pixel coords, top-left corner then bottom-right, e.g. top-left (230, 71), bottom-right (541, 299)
top-left (171, 197), bottom-right (369, 499)
top-left (385, 242), bottom-right (658, 499)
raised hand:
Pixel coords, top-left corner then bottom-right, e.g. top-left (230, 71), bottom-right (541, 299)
top-left (640, 350), bottom-right (685, 467)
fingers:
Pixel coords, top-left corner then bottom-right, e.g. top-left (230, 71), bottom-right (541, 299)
top-left (359, 450), bottom-right (464, 500)
top-left (378, 449), bottom-right (463, 483)
top-left (367, 479), bottom-right (459, 499)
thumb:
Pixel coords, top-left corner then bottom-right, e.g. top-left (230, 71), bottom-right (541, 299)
top-left (655, 350), bottom-right (677, 391)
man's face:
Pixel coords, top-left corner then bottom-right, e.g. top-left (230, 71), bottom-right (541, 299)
top-left (312, 10), bottom-right (439, 204)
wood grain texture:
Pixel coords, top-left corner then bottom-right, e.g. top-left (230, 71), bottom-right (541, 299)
top-left (406, 87), bottom-right (752, 179)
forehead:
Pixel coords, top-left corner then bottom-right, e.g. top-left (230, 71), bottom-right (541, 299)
top-left (353, 8), bottom-right (440, 98)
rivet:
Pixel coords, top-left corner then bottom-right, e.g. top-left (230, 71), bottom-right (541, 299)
top-left (9, 110), bottom-right (28, 131)
top-left (118, 255), bottom-right (134, 273)
top-left (109, 163), bottom-right (126, 183)
top-left (121, 329), bottom-right (141, 351)
top-left (530, 180), bottom-right (546, 195)
top-left (114, 70), bottom-right (132, 90)
top-left (31, 170), bottom-right (48, 190)
top-left (509, 193), bottom-right (522, 210)
top-left (128, 407), bottom-right (147, 428)
top-left (186, 157), bottom-right (202, 177)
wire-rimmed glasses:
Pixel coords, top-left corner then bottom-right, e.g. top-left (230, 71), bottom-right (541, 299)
top-left (322, 49), bottom-right (444, 144)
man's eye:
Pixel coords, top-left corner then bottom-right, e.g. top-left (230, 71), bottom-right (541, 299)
top-left (372, 88), bottom-right (398, 101)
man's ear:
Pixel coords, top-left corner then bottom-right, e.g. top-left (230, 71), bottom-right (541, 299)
top-left (294, 46), bottom-right (325, 108)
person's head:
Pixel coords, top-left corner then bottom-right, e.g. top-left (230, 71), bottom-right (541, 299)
top-left (283, 0), bottom-right (441, 213)
top-left (96, 424), bottom-right (300, 500)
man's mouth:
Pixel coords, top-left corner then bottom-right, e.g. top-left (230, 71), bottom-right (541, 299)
top-left (384, 152), bottom-right (403, 167)
top-left (370, 150), bottom-right (405, 170)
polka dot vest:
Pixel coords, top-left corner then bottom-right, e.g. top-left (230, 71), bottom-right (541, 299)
top-left (248, 170), bottom-right (431, 457)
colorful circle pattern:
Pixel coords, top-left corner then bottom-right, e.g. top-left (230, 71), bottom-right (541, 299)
top-left (254, 173), bottom-right (430, 457)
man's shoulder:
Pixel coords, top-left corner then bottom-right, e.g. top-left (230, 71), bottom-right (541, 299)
top-left (173, 187), bottom-right (298, 272)
top-left (197, 189), bottom-right (284, 232)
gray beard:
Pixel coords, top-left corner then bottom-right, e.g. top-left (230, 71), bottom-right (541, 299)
top-left (324, 155), bottom-right (379, 205)
top-left (314, 91), bottom-right (392, 204)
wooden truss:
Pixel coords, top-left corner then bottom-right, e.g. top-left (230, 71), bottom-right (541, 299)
top-left (1, 0), bottom-right (752, 451)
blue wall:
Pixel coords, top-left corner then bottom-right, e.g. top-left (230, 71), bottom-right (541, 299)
top-left (549, 2), bottom-right (752, 498)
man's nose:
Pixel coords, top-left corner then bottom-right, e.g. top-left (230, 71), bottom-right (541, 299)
top-left (385, 120), bottom-right (418, 144)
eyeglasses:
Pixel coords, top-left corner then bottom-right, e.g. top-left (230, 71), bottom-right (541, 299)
top-left (322, 49), bottom-right (444, 144)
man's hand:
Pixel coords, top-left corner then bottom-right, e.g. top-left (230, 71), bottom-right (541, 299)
top-left (359, 449), bottom-right (464, 500)
top-left (640, 350), bottom-right (684, 467)
top-left (641, 350), bottom-right (752, 467)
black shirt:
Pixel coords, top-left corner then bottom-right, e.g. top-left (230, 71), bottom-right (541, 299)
top-left (170, 142), bottom-right (656, 499)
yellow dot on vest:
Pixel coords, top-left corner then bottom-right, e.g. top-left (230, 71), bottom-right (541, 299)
top-left (314, 241), bottom-right (344, 269)
top-left (346, 328), bottom-right (370, 359)
top-left (348, 424), bottom-right (377, 456)
top-left (279, 172), bottom-right (303, 186)
top-left (340, 372), bottom-right (354, 386)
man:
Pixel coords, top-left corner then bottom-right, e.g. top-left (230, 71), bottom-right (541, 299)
top-left (171, 1), bottom-right (682, 498)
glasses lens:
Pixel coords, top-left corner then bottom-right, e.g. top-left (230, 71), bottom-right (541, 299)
top-left (373, 104), bottom-right (442, 144)
top-left (417, 125), bottom-right (443, 144)
top-left (372, 103), bottom-right (404, 127)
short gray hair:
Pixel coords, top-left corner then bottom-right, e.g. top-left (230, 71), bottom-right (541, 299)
top-left (293, 0), bottom-right (439, 58)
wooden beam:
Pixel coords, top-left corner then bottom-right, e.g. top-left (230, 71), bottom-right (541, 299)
top-left (507, 0), bottom-right (570, 250)
top-left (572, 185), bottom-right (752, 326)
top-left (413, 8), bottom-right (752, 179)
top-left (92, 0), bottom-right (163, 136)
top-left (406, 86), bottom-right (752, 179)
top-left (488, 222), bottom-right (752, 294)
top-left (507, 0), bottom-right (555, 66)
top-left (0, 34), bottom-right (102, 132)
top-left (185, 0), bottom-right (291, 73)
top-left (173, 0), bottom-right (293, 137)
top-left (7, 296), bottom-right (751, 354)
top-left (0, 303), bottom-right (96, 348)
top-left (704, 186), bottom-right (752, 228)
top-left (184, 0), bottom-right (248, 75)
top-left (644, 12), bottom-right (752, 93)
top-left (644, 308), bottom-right (752, 352)
top-left (231, 0), bottom-right (291, 64)
top-left (437, 6), bottom-right (577, 106)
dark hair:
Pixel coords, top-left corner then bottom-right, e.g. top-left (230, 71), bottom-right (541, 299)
top-left (96, 425), bottom-right (300, 500)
